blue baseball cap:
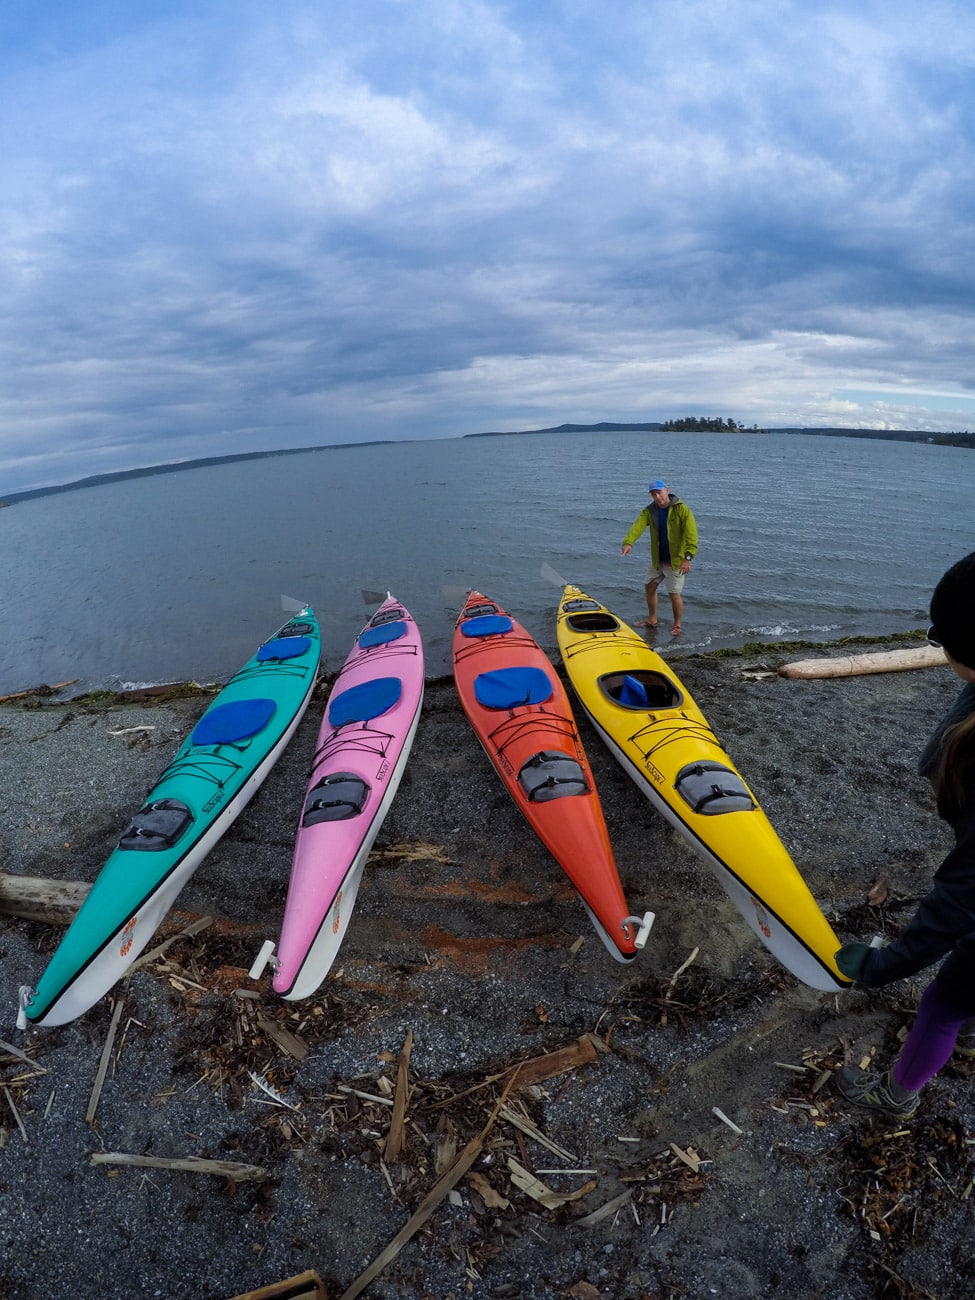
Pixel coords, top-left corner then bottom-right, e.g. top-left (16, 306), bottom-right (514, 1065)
top-left (648, 479), bottom-right (666, 491)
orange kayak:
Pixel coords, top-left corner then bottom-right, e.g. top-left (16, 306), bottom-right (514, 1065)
top-left (452, 590), bottom-right (652, 962)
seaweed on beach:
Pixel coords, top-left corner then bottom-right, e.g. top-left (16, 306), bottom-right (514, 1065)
top-left (596, 950), bottom-right (775, 1043)
top-left (838, 875), bottom-right (926, 943)
top-left (773, 1039), bottom-right (975, 1300)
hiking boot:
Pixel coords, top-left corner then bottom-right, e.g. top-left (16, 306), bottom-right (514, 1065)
top-left (835, 1066), bottom-right (920, 1120)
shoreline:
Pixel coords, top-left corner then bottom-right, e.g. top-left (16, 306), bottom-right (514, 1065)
top-left (1, 642), bottom-right (970, 1299)
top-left (0, 627), bottom-right (932, 711)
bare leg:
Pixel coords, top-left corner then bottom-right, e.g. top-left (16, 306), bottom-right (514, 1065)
top-left (643, 581), bottom-right (660, 626)
top-left (670, 591), bottom-right (684, 634)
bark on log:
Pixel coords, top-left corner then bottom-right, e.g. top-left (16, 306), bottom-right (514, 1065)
top-left (0, 872), bottom-right (90, 924)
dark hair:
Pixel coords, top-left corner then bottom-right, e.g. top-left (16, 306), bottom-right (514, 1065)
top-left (930, 552), bottom-right (975, 822)
top-left (935, 713), bottom-right (975, 824)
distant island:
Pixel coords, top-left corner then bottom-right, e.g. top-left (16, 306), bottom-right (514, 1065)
top-left (0, 439), bottom-right (397, 507)
top-left (2, 421), bottom-right (972, 506)
top-left (466, 419), bottom-right (975, 447)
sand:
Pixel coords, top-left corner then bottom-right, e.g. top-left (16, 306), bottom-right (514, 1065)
top-left (1, 644), bottom-right (972, 1300)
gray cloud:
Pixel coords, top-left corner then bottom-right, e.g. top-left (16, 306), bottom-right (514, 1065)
top-left (2, 0), bottom-right (975, 493)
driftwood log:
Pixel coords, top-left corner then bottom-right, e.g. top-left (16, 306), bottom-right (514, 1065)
top-left (778, 644), bottom-right (946, 680)
top-left (0, 871), bottom-right (90, 925)
top-left (0, 679), bottom-right (77, 704)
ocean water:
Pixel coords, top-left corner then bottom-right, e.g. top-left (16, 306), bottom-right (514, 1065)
top-left (1, 429), bottom-right (972, 696)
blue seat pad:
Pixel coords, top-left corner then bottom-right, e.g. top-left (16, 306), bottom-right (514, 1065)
top-left (257, 635), bottom-right (311, 662)
top-left (620, 674), bottom-right (649, 706)
top-left (328, 676), bottom-right (402, 726)
top-left (191, 697), bottom-right (277, 746)
top-left (460, 615), bottom-right (513, 638)
top-left (359, 620), bottom-right (407, 649)
top-left (474, 666), bottom-right (553, 710)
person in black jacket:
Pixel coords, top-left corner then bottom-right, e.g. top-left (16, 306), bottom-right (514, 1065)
top-left (833, 550), bottom-right (975, 1119)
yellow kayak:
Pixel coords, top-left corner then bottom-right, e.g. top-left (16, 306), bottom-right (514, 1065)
top-left (555, 586), bottom-right (849, 992)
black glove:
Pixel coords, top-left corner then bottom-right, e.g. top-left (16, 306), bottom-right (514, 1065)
top-left (835, 942), bottom-right (874, 985)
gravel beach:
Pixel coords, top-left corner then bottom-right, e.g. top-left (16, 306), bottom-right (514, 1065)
top-left (1, 643), bottom-right (972, 1300)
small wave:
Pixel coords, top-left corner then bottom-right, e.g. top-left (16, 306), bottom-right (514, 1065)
top-left (112, 678), bottom-right (198, 693)
top-left (743, 622), bottom-right (842, 639)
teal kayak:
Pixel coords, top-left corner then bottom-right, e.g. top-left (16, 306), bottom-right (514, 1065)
top-left (18, 607), bottom-right (321, 1027)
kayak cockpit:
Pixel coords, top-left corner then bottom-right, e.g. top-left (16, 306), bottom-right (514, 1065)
top-left (368, 606), bottom-right (407, 627)
top-left (599, 670), bottom-right (682, 710)
top-left (564, 609), bottom-right (619, 632)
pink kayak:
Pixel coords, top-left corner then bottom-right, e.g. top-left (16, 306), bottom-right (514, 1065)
top-left (252, 595), bottom-right (424, 999)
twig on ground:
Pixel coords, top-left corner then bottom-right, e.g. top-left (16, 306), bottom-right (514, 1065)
top-left (90, 1152), bottom-right (268, 1182)
top-left (86, 996), bottom-right (125, 1126)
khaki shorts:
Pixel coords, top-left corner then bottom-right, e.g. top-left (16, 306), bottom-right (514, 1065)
top-left (646, 563), bottom-right (686, 594)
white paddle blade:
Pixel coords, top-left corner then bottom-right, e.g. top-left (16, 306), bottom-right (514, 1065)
top-left (280, 595), bottom-right (309, 613)
top-left (540, 561), bottom-right (567, 587)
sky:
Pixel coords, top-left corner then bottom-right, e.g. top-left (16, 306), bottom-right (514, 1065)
top-left (2, 0), bottom-right (975, 494)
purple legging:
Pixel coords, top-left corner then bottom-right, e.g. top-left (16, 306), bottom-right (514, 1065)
top-left (893, 979), bottom-right (974, 1092)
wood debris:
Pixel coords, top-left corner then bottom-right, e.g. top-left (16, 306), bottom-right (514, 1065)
top-left (712, 1107), bottom-right (743, 1136)
top-left (0, 1037), bottom-right (47, 1074)
top-left (3, 1085), bottom-right (28, 1143)
top-left (0, 871), bottom-right (92, 924)
top-left (778, 645), bottom-right (945, 678)
top-left (0, 679), bottom-right (77, 704)
top-left (227, 1270), bottom-right (327, 1300)
top-left (571, 1188), bottom-right (633, 1228)
top-left (383, 1029), bottom-right (413, 1163)
top-left (90, 1152), bottom-right (268, 1182)
top-left (867, 877), bottom-right (890, 907)
top-left (86, 995), bottom-right (125, 1125)
top-left (506, 1157), bottom-right (596, 1208)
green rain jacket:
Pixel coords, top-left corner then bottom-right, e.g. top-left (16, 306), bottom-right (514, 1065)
top-left (622, 494), bottom-right (699, 567)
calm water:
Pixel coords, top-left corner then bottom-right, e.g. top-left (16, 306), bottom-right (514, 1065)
top-left (1, 430), bottom-right (972, 696)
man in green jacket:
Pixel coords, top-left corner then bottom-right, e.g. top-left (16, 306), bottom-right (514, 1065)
top-left (620, 479), bottom-right (699, 634)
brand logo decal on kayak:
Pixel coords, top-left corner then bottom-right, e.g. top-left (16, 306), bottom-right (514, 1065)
top-left (750, 897), bottom-right (772, 939)
top-left (119, 915), bottom-right (138, 957)
top-left (203, 790), bottom-right (224, 814)
top-left (332, 890), bottom-right (343, 935)
top-left (643, 759), bottom-right (665, 785)
top-left (377, 759), bottom-right (389, 782)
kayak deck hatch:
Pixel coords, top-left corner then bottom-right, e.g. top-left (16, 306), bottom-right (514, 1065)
top-left (518, 751), bottom-right (590, 801)
top-left (302, 773), bottom-right (370, 825)
top-left (675, 762), bottom-right (756, 815)
top-left (118, 798), bottom-right (194, 851)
